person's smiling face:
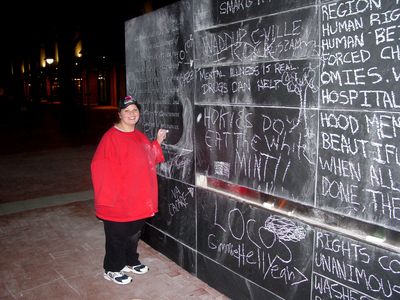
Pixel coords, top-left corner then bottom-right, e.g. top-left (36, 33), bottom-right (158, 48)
top-left (119, 104), bottom-right (140, 128)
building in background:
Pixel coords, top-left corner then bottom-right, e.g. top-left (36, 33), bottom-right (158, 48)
top-left (0, 0), bottom-right (175, 110)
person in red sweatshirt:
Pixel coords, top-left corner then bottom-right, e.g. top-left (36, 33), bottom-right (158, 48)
top-left (91, 95), bottom-right (167, 285)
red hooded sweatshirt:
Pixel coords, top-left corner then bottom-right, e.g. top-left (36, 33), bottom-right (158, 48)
top-left (91, 127), bottom-right (165, 222)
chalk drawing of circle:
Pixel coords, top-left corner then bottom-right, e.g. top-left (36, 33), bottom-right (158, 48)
top-left (196, 113), bottom-right (202, 123)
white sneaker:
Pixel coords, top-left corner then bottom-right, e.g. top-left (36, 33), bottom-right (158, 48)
top-left (122, 264), bottom-right (149, 275)
top-left (103, 271), bottom-right (132, 284)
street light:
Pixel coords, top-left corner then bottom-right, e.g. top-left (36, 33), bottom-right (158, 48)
top-left (44, 58), bottom-right (56, 101)
top-left (45, 58), bottom-right (54, 65)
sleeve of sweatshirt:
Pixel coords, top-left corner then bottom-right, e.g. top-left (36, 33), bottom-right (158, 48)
top-left (91, 135), bottom-right (120, 207)
top-left (151, 140), bottom-right (165, 165)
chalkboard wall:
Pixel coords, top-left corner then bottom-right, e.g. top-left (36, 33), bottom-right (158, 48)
top-left (195, 104), bottom-right (318, 205)
top-left (193, 0), bottom-right (400, 232)
top-left (197, 188), bottom-right (314, 299)
top-left (317, 0), bottom-right (400, 231)
top-left (197, 188), bottom-right (400, 300)
top-left (125, 0), bottom-right (195, 184)
top-left (125, 0), bottom-right (400, 299)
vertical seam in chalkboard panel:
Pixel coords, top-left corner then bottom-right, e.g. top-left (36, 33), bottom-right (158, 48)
top-left (314, 0), bottom-right (322, 209)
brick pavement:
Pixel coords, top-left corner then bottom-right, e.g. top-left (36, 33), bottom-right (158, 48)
top-left (0, 104), bottom-right (229, 299)
top-left (0, 201), bottom-right (228, 299)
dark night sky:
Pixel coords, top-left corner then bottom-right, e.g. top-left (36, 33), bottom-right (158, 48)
top-left (0, 1), bottom-right (178, 70)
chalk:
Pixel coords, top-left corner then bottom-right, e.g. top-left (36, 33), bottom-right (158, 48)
top-left (366, 235), bottom-right (385, 244)
top-left (262, 202), bottom-right (274, 209)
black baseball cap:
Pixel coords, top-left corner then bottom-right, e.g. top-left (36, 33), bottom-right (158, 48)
top-left (118, 95), bottom-right (141, 111)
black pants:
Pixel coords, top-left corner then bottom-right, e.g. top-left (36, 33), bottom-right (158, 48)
top-left (102, 219), bottom-right (146, 272)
